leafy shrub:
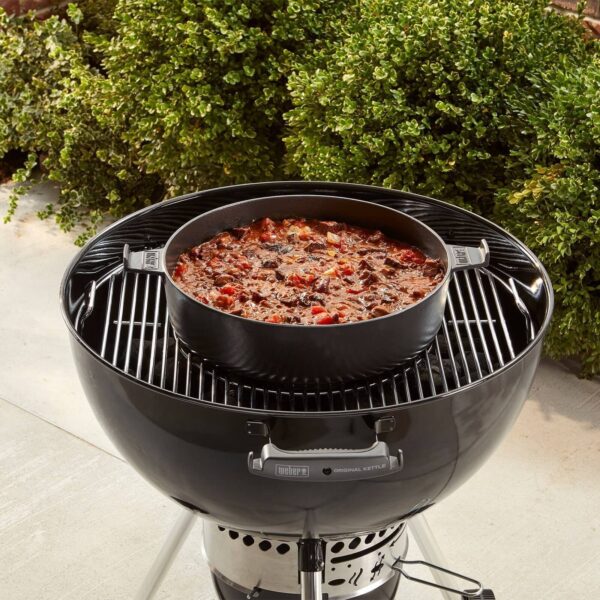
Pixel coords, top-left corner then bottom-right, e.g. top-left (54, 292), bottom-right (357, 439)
top-left (285, 0), bottom-right (592, 209)
top-left (494, 59), bottom-right (600, 376)
top-left (1, 1), bottom-right (352, 241)
top-left (93, 0), bottom-right (352, 195)
top-left (0, 6), bottom-right (159, 243)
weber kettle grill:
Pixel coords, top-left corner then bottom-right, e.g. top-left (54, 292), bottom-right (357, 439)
top-left (61, 182), bottom-right (553, 600)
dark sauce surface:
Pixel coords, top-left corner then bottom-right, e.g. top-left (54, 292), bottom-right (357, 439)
top-left (172, 218), bottom-right (444, 324)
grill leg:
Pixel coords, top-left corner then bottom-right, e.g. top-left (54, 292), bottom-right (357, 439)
top-left (134, 509), bottom-right (196, 600)
top-left (299, 538), bottom-right (325, 600)
top-left (409, 513), bottom-right (455, 600)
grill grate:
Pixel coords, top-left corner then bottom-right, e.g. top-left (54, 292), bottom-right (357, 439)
top-left (76, 264), bottom-right (535, 412)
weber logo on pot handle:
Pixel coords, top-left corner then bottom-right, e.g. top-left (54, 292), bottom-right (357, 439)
top-left (447, 240), bottom-right (490, 272)
top-left (123, 244), bottom-right (165, 274)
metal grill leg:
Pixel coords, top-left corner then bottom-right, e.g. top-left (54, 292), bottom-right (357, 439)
top-left (134, 509), bottom-right (196, 600)
top-left (299, 538), bottom-right (325, 600)
top-left (409, 514), bottom-right (455, 600)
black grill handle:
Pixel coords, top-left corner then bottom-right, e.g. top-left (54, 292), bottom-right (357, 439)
top-left (123, 244), bottom-right (166, 274)
top-left (248, 441), bottom-right (403, 482)
top-left (447, 240), bottom-right (489, 272)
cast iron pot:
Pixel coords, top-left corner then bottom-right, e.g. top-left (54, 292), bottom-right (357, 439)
top-left (123, 194), bottom-right (489, 382)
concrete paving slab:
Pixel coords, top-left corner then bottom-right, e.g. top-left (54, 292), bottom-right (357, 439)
top-left (0, 397), bottom-right (212, 600)
top-left (0, 183), bottom-right (118, 457)
top-left (426, 362), bottom-right (600, 599)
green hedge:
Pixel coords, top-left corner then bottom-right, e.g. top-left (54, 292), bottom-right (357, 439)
top-left (93, 0), bottom-right (351, 194)
top-left (0, 6), bottom-right (160, 242)
top-left (0, 1), bottom-right (598, 374)
top-left (285, 0), bottom-right (591, 207)
top-left (494, 59), bottom-right (600, 376)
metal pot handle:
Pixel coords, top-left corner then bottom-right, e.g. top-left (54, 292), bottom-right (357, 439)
top-left (248, 441), bottom-right (403, 482)
top-left (447, 240), bottom-right (489, 272)
top-left (123, 244), bottom-right (166, 274)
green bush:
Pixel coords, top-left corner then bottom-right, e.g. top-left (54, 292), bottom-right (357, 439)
top-left (285, 0), bottom-right (592, 209)
top-left (0, 1), bottom-right (352, 241)
top-left (0, 6), bottom-right (159, 243)
top-left (93, 0), bottom-right (351, 195)
top-left (494, 59), bottom-right (600, 376)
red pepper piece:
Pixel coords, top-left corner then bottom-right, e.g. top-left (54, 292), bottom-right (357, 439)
top-left (266, 314), bottom-right (282, 323)
top-left (215, 295), bottom-right (235, 308)
top-left (237, 260), bottom-right (252, 270)
top-left (220, 285), bottom-right (237, 295)
top-left (288, 273), bottom-right (305, 287)
top-left (401, 249), bottom-right (426, 265)
top-left (311, 305), bottom-right (326, 315)
top-left (341, 265), bottom-right (354, 276)
top-left (260, 231), bottom-right (277, 243)
top-left (316, 314), bottom-right (336, 325)
top-left (173, 263), bottom-right (186, 278)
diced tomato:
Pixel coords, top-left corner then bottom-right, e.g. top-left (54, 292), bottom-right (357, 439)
top-left (346, 287), bottom-right (364, 294)
top-left (316, 314), bottom-right (336, 325)
top-left (401, 249), bottom-right (425, 265)
top-left (266, 314), bottom-right (282, 323)
top-left (215, 295), bottom-right (234, 308)
top-left (341, 266), bottom-right (354, 276)
top-left (237, 260), bottom-right (252, 270)
top-left (257, 217), bottom-right (275, 232)
top-left (311, 305), bottom-right (326, 315)
top-left (288, 273), bottom-right (304, 287)
top-left (220, 285), bottom-right (237, 296)
top-left (260, 231), bottom-right (277, 243)
top-left (173, 263), bottom-right (186, 278)
top-left (338, 311), bottom-right (346, 319)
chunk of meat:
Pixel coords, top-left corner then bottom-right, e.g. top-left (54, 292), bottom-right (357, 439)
top-left (305, 241), bottom-right (326, 252)
top-left (313, 276), bottom-right (330, 294)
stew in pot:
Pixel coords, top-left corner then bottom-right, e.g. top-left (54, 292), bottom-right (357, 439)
top-left (172, 218), bottom-right (444, 324)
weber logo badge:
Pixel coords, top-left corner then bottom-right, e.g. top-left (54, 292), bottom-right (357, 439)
top-left (276, 464), bottom-right (309, 478)
top-left (143, 250), bottom-right (161, 271)
top-left (451, 246), bottom-right (470, 267)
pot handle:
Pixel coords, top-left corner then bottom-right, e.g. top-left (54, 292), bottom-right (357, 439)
top-left (248, 441), bottom-right (403, 482)
top-left (447, 240), bottom-right (490, 272)
top-left (122, 244), bottom-right (165, 274)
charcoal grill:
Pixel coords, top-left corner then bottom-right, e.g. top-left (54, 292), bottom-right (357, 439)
top-left (61, 182), bottom-right (552, 600)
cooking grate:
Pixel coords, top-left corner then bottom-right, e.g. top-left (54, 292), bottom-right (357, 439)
top-left (75, 263), bottom-right (535, 412)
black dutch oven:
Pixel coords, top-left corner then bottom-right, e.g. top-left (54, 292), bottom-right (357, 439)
top-left (124, 194), bottom-right (489, 382)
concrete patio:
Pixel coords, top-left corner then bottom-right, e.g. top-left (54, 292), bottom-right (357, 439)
top-left (1, 184), bottom-right (599, 600)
